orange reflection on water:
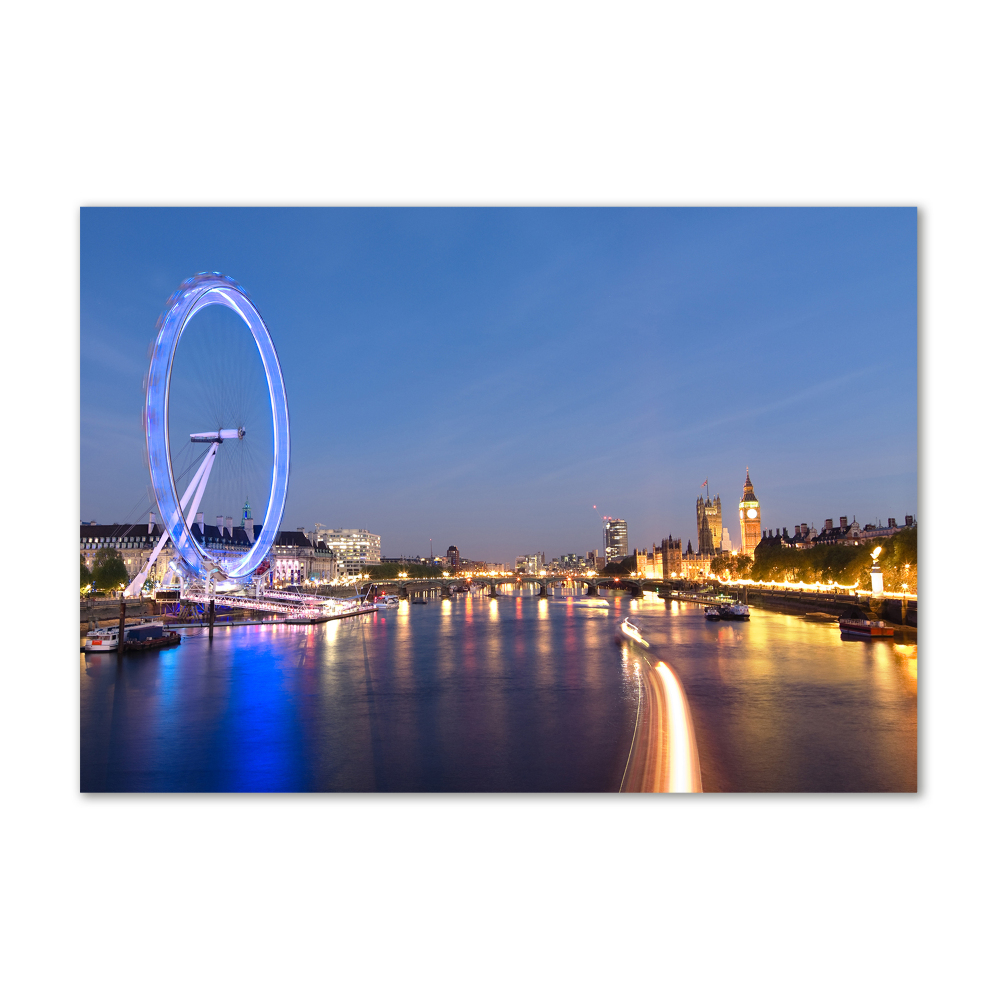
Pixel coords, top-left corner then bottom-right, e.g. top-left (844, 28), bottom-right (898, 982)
top-left (893, 643), bottom-right (918, 693)
top-left (713, 625), bottom-right (744, 647)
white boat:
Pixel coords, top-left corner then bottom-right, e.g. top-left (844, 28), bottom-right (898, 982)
top-left (719, 603), bottom-right (751, 620)
top-left (375, 595), bottom-right (400, 609)
top-left (84, 627), bottom-right (119, 651)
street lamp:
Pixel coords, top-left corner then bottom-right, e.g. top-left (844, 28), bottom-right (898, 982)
top-left (869, 546), bottom-right (884, 597)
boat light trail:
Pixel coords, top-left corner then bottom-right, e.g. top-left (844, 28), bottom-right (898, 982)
top-left (657, 661), bottom-right (702, 793)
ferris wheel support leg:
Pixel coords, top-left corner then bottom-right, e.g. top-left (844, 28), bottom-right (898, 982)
top-left (124, 444), bottom-right (221, 598)
top-left (183, 442), bottom-right (220, 529)
top-left (124, 528), bottom-right (170, 598)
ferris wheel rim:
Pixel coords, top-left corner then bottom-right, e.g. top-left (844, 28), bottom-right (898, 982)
top-left (143, 272), bottom-right (290, 585)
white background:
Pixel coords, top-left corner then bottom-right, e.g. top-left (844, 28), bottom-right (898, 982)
top-left (1, 2), bottom-right (995, 996)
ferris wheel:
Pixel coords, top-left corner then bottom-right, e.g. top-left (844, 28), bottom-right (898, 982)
top-left (125, 273), bottom-right (290, 595)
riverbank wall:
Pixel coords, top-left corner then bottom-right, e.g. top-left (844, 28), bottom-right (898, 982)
top-left (730, 588), bottom-right (917, 629)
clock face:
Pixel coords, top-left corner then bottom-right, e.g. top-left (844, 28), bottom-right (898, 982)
top-left (746, 508), bottom-right (757, 519)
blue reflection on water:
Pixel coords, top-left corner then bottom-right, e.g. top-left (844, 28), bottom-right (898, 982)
top-left (81, 596), bottom-right (633, 792)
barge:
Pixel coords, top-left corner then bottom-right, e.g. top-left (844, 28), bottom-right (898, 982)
top-left (838, 616), bottom-right (894, 638)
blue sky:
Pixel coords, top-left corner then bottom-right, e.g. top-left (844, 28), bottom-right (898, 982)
top-left (81, 208), bottom-right (916, 563)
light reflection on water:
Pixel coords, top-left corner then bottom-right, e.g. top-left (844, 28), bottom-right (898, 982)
top-left (627, 601), bottom-right (917, 792)
top-left (79, 595), bottom-right (917, 792)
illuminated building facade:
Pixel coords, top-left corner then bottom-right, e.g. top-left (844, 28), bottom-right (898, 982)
top-left (662, 536), bottom-right (683, 577)
top-left (515, 553), bottom-right (545, 574)
top-left (635, 547), bottom-right (660, 578)
top-left (272, 530), bottom-right (335, 583)
top-left (604, 519), bottom-right (628, 562)
top-left (681, 546), bottom-right (713, 580)
top-left (738, 468), bottom-right (762, 553)
top-left (630, 537), bottom-right (683, 579)
top-left (309, 527), bottom-right (381, 576)
top-left (696, 491), bottom-right (722, 555)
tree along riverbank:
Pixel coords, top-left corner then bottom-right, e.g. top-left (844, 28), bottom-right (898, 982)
top-left (748, 525), bottom-right (917, 591)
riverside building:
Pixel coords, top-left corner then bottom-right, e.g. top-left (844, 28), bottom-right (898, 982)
top-left (681, 538), bottom-right (713, 580)
top-left (80, 514), bottom-right (175, 586)
top-left (82, 514), bottom-right (344, 589)
top-left (81, 511), bottom-right (261, 587)
top-left (272, 530), bottom-right (335, 583)
top-left (630, 536), bottom-right (685, 579)
top-left (811, 514), bottom-right (915, 547)
top-left (309, 526), bottom-right (381, 577)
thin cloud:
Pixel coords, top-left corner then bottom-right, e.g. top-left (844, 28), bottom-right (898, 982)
top-left (668, 365), bottom-right (886, 438)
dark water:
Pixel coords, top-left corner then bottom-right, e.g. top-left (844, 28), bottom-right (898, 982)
top-left (81, 593), bottom-right (636, 792)
top-left (80, 593), bottom-right (917, 792)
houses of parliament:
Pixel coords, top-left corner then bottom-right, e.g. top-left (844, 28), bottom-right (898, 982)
top-left (630, 467), bottom-right (912, 582)
top-left (696, 469), bottom-right (762, 557)
top-left (635, 468), bottom-right (764, 580)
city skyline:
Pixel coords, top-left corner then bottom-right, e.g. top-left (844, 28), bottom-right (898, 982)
top-left (81, 208), bottom-right (916, 563)
top-left (80, 464), bottom-right (914, 574)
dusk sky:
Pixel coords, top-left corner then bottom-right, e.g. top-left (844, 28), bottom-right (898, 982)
top-left (80, 208), bottom-right (916, 563)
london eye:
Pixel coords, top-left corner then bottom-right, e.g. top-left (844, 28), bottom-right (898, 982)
top-left (125, 273), bottom-right (290, 595)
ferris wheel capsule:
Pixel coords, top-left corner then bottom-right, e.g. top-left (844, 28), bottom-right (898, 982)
top-left (142, 273), bottom-right (290, 587)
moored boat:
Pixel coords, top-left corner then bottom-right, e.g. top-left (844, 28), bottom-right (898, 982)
top-left (719, 603), bottom-right (751, 620)
top-left (705, 605), bottom-right (721, 621)
top-left (83, 627), bottom-right (119, 651)
top-left (838, 616), bottom-right (894, 637)
top-left (84, 620), bottom-right (181, 652)
top-left (125, 630), bottom-right (181, 651)
top-left (375, 595), bottom-right (400, 609)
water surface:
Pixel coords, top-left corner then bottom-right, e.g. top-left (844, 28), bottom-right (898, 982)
top-left (80, 593), bottom-right (917, 792)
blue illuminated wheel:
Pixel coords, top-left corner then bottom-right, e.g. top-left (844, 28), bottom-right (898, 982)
top-left (143, 273), bottom-right (290, 586)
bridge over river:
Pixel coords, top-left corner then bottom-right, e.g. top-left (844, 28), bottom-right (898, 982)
top-left (381, 575), bottom-right (915, 629)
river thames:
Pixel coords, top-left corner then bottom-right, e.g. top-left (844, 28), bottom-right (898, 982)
top-left (80, 591), bottom-right (917, 792)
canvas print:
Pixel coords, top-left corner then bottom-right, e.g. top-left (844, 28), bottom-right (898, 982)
top-left (80, 208), bottom-right (917, 792)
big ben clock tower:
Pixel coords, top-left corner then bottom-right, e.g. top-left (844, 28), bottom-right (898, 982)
top-left (738, 467), bottom-right (761, 553)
